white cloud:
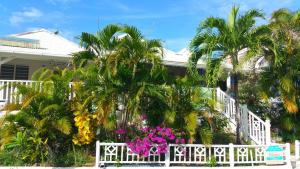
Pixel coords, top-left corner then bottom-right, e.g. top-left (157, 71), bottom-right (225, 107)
top-left (9, 7), bottom-right (43, 26)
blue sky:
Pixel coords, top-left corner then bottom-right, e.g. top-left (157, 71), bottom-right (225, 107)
top-left (0, 0), bottom-right (299, 51)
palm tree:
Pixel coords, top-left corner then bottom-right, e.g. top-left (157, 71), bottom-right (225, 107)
top-left (189, 6), bottom-right (269, 143)
top-left (73, 24), bottom-right (233, 144)
top-left (259, 9), bottom-right (300, 136)
top-left (72, 24), bottom-right (169, 143)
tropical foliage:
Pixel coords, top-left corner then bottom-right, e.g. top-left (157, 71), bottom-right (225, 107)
top-left (0, 5), bottom-right (299, 167)
top-left (70, 24), bottom-right (222, 146)
top-left (257, 9), bottom-right (300, 141)
top-left (0, 68), bottom-right (91, 166)
top-left (0, 24), bottom-right (227, 166)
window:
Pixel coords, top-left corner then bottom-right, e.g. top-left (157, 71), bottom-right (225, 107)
top-left (0, 64), bottom-right (14, 79)
top-left (15, 65), bottom-right (29, 80)
top-left (0, 64), bottom-right (29, 80)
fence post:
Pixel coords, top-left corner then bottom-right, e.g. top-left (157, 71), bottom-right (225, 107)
top-left (265, 119), bottom-right (271, 145)
top-left (95, 140), bottom-right (100, 167)
top-left (229, 143), bottom-right (234, 167)
top-left (165, 144), bottom-right (170, 167)
top-left (296, 140), bottom-right (299, 165)
top-left (286, 143), bottom-right (291, 166)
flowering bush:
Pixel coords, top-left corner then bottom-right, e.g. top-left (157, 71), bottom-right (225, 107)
top-left (123, 126), bottom-right (185, 157)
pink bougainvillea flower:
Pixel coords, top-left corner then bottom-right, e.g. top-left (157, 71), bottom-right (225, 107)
top-left (126, 126), bottom-right (186, 157)
top-left (169, 134), bottom-right (175, 140)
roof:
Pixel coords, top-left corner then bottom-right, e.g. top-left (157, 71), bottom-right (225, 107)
top-left (0, 36), bottom-right (39, 43)
top-left (0, 29), bottom-right (268, 70)
top-left (0, 29), bottom-right (83, 61)
top-left (162, 47), bottom-right (268, 70)
top-left (162, 48), bottom-right (206, 68)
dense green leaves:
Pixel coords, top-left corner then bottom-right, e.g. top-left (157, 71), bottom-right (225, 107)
top-left (0, 68), bottom-right (77, 165)
top-left (259, 8), bottom-right (300, 114)
top-left (71, 24), bottom-right (223, 144)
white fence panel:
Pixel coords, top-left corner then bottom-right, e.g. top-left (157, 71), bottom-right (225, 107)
top-left (96, 142), bottom-right (166, 166)
top-left (95, 142), bottom-right (290, 167)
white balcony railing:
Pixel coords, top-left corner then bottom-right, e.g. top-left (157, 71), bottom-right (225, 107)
top-left (0, 80), bottom-right (37, 105)
top-left (95, 142), bottom-right (291, 167)
top-left (0, 80), bottom-right (75, 106)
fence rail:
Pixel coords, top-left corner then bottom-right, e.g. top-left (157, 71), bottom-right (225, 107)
top-left (95, 142), bottom-right (290, 167)
top-left (216, 88), bottom-right (271, 145)
top-left (0, 80), bottom-right (37, 104)
top-left (0, 80), bottom-right (75, 106)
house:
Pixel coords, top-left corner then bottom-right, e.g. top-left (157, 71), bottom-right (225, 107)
top-left (0, 29), bottom-right (82, 80)
top-left (0, 29), bottom-right (207, 81)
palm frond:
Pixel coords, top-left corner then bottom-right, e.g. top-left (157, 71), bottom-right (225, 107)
top-left (228, 5), bottom-right (239, 30)
top-left (53, 117), bottom-right (72, 135)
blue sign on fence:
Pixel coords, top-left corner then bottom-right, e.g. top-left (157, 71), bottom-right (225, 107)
top-left (265, 145), bottom-right (284, 165)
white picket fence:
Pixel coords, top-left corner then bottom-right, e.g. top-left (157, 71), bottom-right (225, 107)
top-left (216, 88), bottom-right (271, 145)
top-left (95, 142), bottom-right (291, 167)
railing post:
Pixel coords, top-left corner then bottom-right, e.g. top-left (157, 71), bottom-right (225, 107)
top-left (265, 119), bottom-right (271, 145)
top-left (229, 143), bottom-right (234, 167)
top-left (295, 140), bottom-right (299, 165)
top-left (286, 143), bottom-right (291, 166)
top-left (165, 144), bottom-right (170, 167)
top-left (95, 140), bottom-right (100, 168)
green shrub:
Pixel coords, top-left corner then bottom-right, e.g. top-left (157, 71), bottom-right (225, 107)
top-left (0, 150), bottom-right (25, 166)
top-left (49, 146), bottom-right (90, 167)
top-left (213, 132), bottom-right (235, 144)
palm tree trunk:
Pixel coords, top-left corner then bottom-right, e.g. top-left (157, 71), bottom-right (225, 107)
top-left (233, 72), bottom-right (241, 144)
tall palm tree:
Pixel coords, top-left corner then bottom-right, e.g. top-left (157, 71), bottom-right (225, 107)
top-left (189, 6), bottom-right (269, 143)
